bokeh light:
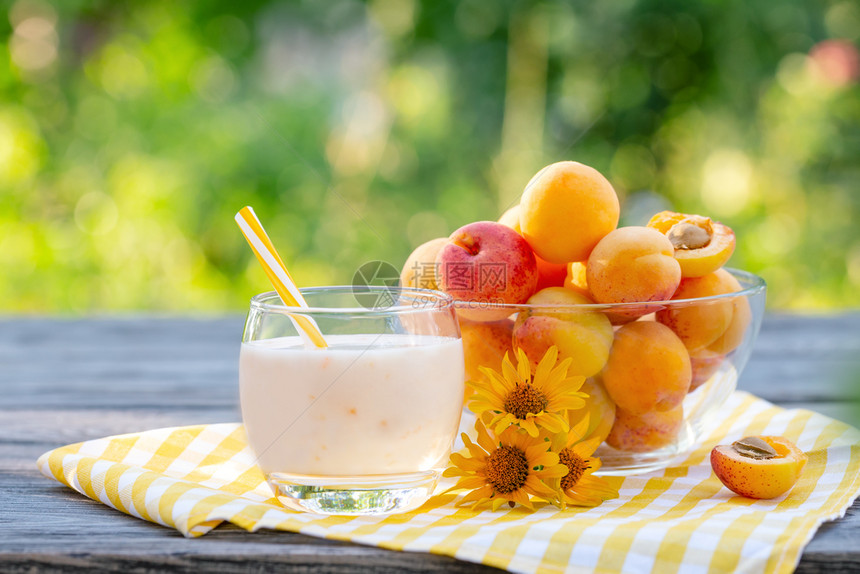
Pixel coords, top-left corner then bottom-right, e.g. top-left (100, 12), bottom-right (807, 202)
top-left (0, 1), bottom-right (858, 312)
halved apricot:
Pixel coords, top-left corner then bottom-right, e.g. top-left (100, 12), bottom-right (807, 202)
top-left (710, 435), bottom-right (808, 499)
top-left (647, 210), bottom-right (735, 277)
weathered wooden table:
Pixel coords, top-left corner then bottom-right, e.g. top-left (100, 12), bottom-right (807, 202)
top-left (1, 315), bottom-right (858, 572)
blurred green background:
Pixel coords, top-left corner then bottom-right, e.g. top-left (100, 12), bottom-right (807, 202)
top-left (2, 0), bottom-right (859, 312)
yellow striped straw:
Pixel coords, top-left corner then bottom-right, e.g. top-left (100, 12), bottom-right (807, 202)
top-left (235, 206), bottom-right (328, 348)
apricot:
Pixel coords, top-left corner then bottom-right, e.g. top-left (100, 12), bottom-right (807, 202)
top-left (647, 210), bottom-right (736, 278)
top-left (656, 268), bottom-right (750, 354)
top-left (577, 376), bottom-right (616, 444)
top-left (710, 436), bottom-right (808, 499)
top-left (586, 227), bottom-right (681, 321)
top-left (656, 272), bottom-right (734, 352)
top-left (499, 204), bottom-right (568, 291)
top-left (564, 261), bottom-right (591, 298)
top-left (460, 318), bottom-right (515, 398)
top-left (437, 221), bottom-right (538, 322)
top-left (512, 287), bottom-right (614, 378)
top-left (497, 204), bottom-right (522, 233)
top-left (601, 321), bottom-right (691, 414)
top-left (706, 290), bottom-right (752, 355)
top-left (534, 256), bottom-right (568, 291)
top-left (519, 161), bottom-right (620, 264)
top-left (689, 349), bottom-right (724, 391)
top-left (400, 238), bottom-right (447, 290)
top-left (606, 404), bottom-right (683, 452)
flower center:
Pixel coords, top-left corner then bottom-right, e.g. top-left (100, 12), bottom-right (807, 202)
top-left (559, 447), bottom-right (590, 491)
top-left (486, 445), bottom-right (529, 494)
top-left (504, 383), bottom-right (548, 419)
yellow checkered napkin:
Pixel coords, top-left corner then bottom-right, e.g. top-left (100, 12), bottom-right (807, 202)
top-left (38, 391), bottom-right (860, 574)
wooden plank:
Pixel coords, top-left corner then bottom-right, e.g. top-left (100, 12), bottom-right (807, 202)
top-left (2, 315), bottom-right (858, 410)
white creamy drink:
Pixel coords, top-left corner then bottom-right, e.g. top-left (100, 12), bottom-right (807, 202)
top-left (240, 334), bottom-right (464, 477)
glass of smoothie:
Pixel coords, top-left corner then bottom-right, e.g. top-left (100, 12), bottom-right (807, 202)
top-left (240, 285), bottom-right (464, 515)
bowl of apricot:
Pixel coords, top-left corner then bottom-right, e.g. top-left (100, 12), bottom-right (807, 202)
top-left (455, 268), bottom-right (766, 475)
top-left (400, 160), bottom-right (767, 474)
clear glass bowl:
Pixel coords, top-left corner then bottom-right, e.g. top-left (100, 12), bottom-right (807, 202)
top-left (454, 268), bottom-right (766, 475)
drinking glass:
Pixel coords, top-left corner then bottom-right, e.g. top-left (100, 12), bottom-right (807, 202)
top-left (240, 286), bottom-right (464, 515)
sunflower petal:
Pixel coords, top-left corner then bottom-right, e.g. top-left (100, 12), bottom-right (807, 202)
top-left (445, 476), bottom-right (485, 493)
top-left (502, 357), bottom-right (524, 387)
top-left (515, 347), bottom-right (533, 382)
top-left (491, 414), bottom-right (517, 436)
top-left (560, 374), bottom-right (585, 392)
top-left (520, 417), bottom-right (540, 437)
top-left (535, 412), bottom-right (567, 434)
top-left (453, 456), bottom-right (486, 472)
top-left (529, 449), bottom-right (560, 467)
top-left (573, 435), bottom-right (603, 458)
top-left (509, 487), bottom-right (531, 508)
top-left (548, 356), bottom-right (573, 382)
top-left (578, 476), bottom-right (620, 499)
top-left (482, 367), bottom-right (516, 394)
top-left (566, 412), bottom-right (591, 442)
top-left (562, 491), bottom-right (603, 507)
top-left (468, 400), bottom-right (499, 416)
top-left (475, 420), bottom-right (497, 452)
top-left (560, 398), bottom-right (587, 413)
top-left (526, 475), bottom-right (561, 499)
top-left (461, 484), bottom-right (495, 502)
top-left (541, 463), bottom-right (571, 478)
top-left (533, 346), bottom-right (558, 385)
top-left (455, 476), bottom-right (491, 490)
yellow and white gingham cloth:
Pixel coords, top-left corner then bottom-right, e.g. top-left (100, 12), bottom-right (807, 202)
top-left (38, 391), bottom-right (860, 574)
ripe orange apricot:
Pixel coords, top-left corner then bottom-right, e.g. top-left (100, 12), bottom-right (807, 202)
top-left (656, 268), bottom-right (751, 354)
top-left (656, 271), bottom-right (734, 352)
top-left (689, 349), bottom-right (724, 391)
top-left (586, 226), bottom-right (682, 308)
top-left (534, 256), bottom-right (568, 291)
top-left (576, 376), bottom-right (616, 444)
top-left (460, 318), bottom-right (515, 398)
top-left (519, 161), bottom-right (620, 264)
top-left (499, 204), bottom-right (570, 291)
top-left (710, 436), bottom-right (808, 499)
top-left (601, 321), bottom-right (692, 414)
top-left (512, 287), bottom-right (614, 378)
top-left (706, 291), bottom-right (752, 355)
top-left (498, 204), bottom-right (522, 233)
top-left (606, 404), bottom-right (683, 452)
top-left (400, 238), bottom-right (448, 290)
top-left (647, 210), bottom-right (736, 277)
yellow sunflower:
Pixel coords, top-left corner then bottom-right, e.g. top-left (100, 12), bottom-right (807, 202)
top-left (469, 346), bottom-right (587, 437)
top-left (443, 419), bottom-right (568, 511)
top-left (550, 414), bottom-right (620, 508)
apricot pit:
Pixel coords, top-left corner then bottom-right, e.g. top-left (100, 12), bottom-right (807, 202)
top-left (647, 211), bottom-right (736, 277)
